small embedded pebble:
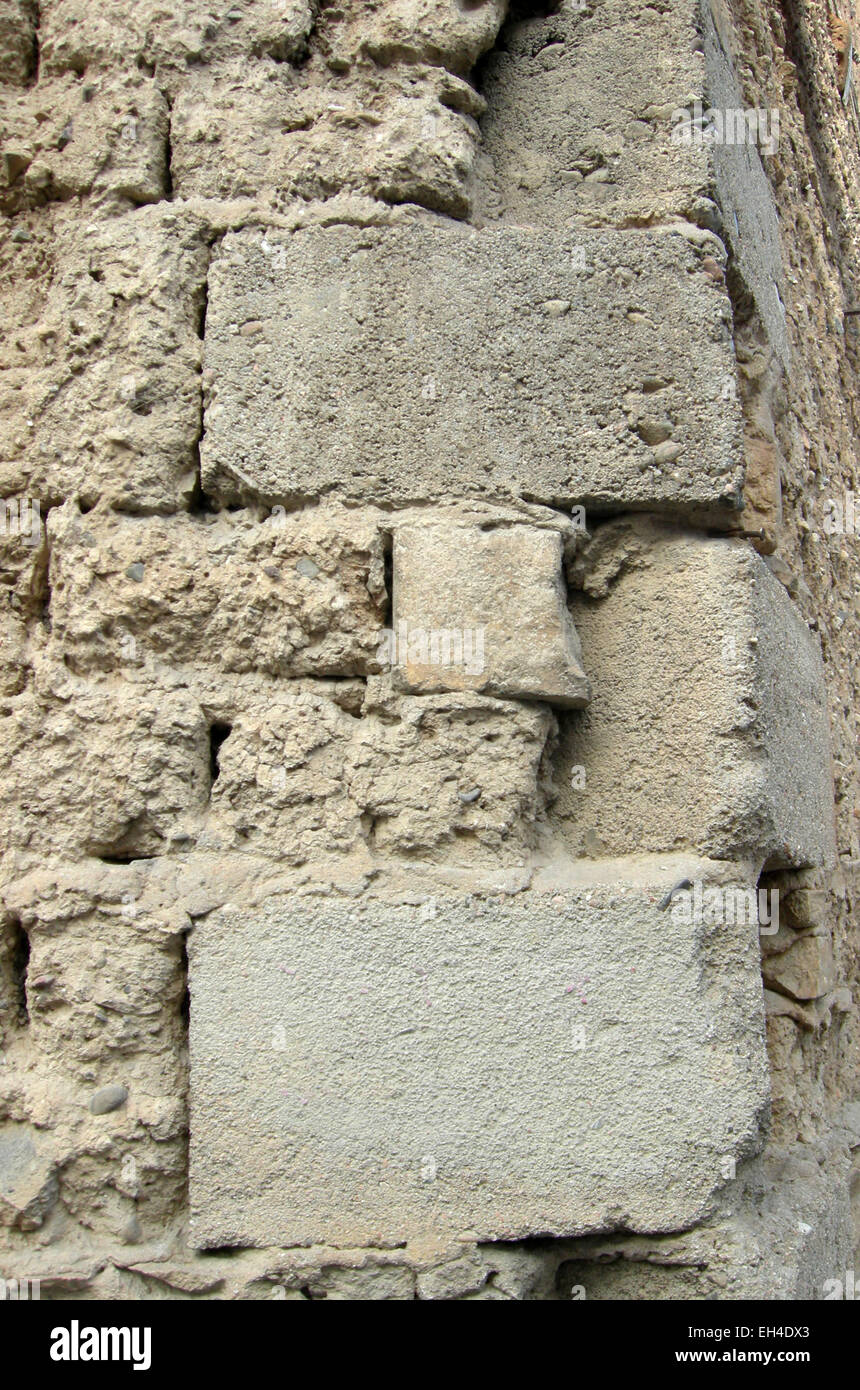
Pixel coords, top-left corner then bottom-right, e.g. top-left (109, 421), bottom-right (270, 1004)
top-left (120, 1214), bottom-right (141, 1245)
top-left (89, 1084), bottom-right (129, 1115)
top-left (295, 557), bottom-right (320, 578)
top-left (638, 417), bottom-right (673, 446)
top-left (653, 440), bottom-right (683, 467)
top-left (125, 562), bottom-right (145, 582)
top-left (458, 787), bottom-right (481, 804)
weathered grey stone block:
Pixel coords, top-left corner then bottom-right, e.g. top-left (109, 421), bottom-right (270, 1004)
top-left (188, 862), bottom-right (769, 1249)
top-left (701, 0), bottom-right (788, 366)
top-left (474, 0), bottom-right (787, 372)
top-left (391, 518), bottom-right (589, 706)
top-left (473, 0), bottom-right (712, 232)
top-left (200, 221), bottom-right (743, 516)
top-left (558, 520), bottom-right (836, 869)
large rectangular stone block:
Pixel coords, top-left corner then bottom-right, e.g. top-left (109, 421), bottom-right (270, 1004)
top-left (38, 0), bottom-right (315, 76)
top-left (559, 520), bottom-right (836, 869)
top-left (200, 221), bottom-right (744, 516)
top-left (475, 0), bottom-right (709, 231)
top-left (188, 863), bottom-right (769, 1249)
top-left (475, 0), bottom-right (788, 366)
top-left (203, 680), bottom-right (553, 867)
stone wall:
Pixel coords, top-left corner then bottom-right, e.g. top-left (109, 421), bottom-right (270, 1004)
top-left (0, 0), bottom-right (857, 1299)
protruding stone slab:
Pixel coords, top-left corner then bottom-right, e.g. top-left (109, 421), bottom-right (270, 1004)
top-left (558, 520), bottom-right (836, 869)
top-left (391, 518), bottom-right (589, 707)
top-left (188, 862), bottom-right (769, 1249)
top-left (201, 222), bottom-right (743, 516)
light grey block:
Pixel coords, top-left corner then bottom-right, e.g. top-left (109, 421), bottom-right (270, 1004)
top-left (200, 221), bottom-right (744, 516)
top-left (188, 865), bottom-right (769, 1249)
top-left (473, 0), bottom-right (712, 231)
top-left (559, 520), bottom-right (836, 869)
top-left (474, 0), bottom-right (788, 367)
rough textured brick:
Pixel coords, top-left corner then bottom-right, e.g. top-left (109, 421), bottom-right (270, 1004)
top-left (47, 501), bottom-right (387, 678)
top-left (0, 678), bottom-right (209, 860)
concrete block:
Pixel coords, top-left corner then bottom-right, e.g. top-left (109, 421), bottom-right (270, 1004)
top-left (557, 520), bottom-right (836, 869)
top-left (701, 0), bottom-right (788, 366)
top-left (391, 518), bottom-right (589, 706)
top-left (200, 221), bottom-right (744, 516)
top-left (475, 0), bottom-right (787, 371)
top-left (188, 862), bottom-right (769, 1248)
top-left (474, 0), bottom-right (712, 231)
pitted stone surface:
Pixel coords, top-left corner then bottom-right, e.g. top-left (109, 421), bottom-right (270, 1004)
top-left (188, 865), bottom-right (769, 1249)
top-left (474, 0), bottom-right (712, 231)
top-left (0, 206), bottom-right (209, 514)
top-left (0, 680), bottom-right (210, 860)
top-left (204, 680), bottom-right (554, 866)
top-left (47, 501), bottom-right (388, 679)
top-left (0, 0), bottom-right (855, 1301)
top-left (200, 221), bottom-right (744, 515)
